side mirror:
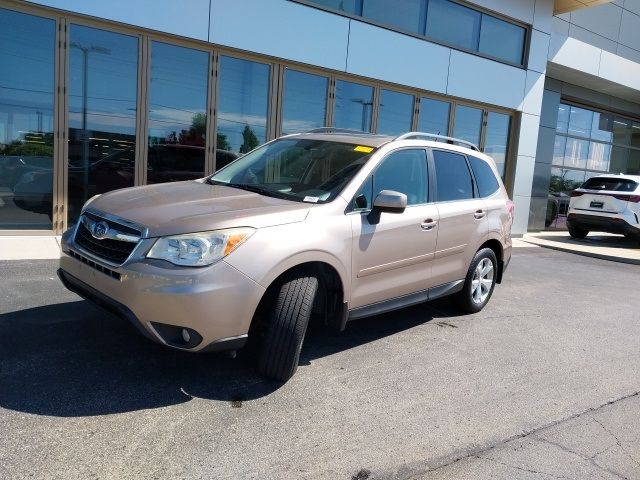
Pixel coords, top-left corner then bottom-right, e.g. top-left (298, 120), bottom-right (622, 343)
top-left (368, 190), bottom-right (407, 225)
top-left (372, 190), bottom-right (407, 213)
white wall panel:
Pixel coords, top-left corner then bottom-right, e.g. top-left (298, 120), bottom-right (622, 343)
top-left (617, 44), bottom-right (640, 63)
top-left (599, 50), bottom-right (640, 90)
top-left (619, 10), bottom-right (640, 51)
top-left (346, 21), bottom-right (450, 93)
top-left (533, 0), bottom-right (555, 34)
top-left (210, 0), bottom-right (349, 72)
top-left (548, 35), bottom-right (601, 76)
top-left (29, 0), bottom-right (210, 41)
top-left (512, 194), bottom-right (533, 234)
top-left (568, 3), bottom-right (622, 41)
top-left (528, 30), bottom-right (551, 73)
top-left (568, 24), bottom-right (617, 53)
top-left (446, 51), bottom-right (526, 110)
top-left (512, 155), bottom-right (536, 197)
top-left (522, 71), bottom-right (545, 115)
top-left (624, 0), bottom-right (640, 15)
top-left (517, 113), bottom-right (541, 157)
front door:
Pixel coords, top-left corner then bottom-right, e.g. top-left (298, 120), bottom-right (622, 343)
top-left (350, 148), bottom-right (438, 309)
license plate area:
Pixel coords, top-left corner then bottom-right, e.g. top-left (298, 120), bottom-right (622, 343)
top-left (589, 200), bottom-right (604, 209)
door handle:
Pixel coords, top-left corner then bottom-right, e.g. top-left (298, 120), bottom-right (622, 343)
top-left (421, 219), bottom-right (438, 231)
top-left (474, 210), bottom-right (486, 220)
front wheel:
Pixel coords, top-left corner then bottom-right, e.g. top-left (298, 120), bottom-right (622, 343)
top-left (256, 274), bottom-right (318, 382)
top-left (454, 248), bottom-right (497, 314)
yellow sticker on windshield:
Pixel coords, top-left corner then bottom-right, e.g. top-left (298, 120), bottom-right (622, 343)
top-left (354, 145), bottom-right (374, 153)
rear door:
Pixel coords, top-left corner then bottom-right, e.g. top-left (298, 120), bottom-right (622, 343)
top-left (430, 149), bottom-right (488, 288)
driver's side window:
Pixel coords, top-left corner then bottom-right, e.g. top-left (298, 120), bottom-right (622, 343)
top-left (353, 149), bottom-right (428, 211)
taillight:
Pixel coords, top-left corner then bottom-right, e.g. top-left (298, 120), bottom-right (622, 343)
top-left (506, 199), bottom-right (515, 217)
top-left (612, 194), bottom-right (640, 203)
top-left (570, 191), bottom-right (584, 197)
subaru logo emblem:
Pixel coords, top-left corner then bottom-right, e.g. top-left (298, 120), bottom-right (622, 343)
top-left (92, 221), bottom-right (109, 239)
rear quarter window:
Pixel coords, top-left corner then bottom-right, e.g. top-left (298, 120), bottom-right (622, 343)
top-left (469, 155), bottom-right (500, 197)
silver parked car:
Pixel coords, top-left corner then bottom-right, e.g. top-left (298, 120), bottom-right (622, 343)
top-left (58, 130), bottom-right (514, 381)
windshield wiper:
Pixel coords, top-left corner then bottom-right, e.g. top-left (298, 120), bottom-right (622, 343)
top-left (208, 179), bottom-right (296, 201)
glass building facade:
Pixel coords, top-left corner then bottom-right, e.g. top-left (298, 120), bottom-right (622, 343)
top-left (0, 3), bottom-right (514, 234)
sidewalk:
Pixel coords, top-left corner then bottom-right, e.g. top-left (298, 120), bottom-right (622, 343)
top-left (522, 231), bottom-right (640, 265)
top-left (0, 236), bottom-right (61, 260)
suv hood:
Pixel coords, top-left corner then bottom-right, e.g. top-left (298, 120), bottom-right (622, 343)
top-left (87, 180), bottom-right (311, 237)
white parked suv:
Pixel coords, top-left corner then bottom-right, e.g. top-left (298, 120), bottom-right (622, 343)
top-left (567, 174), bottom-right (640, 241)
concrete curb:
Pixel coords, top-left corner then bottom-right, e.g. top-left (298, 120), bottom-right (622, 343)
top-left (521, 234), bottom-right (640, 265)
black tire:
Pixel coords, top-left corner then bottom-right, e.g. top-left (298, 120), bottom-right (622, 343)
top-left (568, 225), bottom-right (588, 239)
top-left (454, 248), bottom-right (498, 314)
top-left (256, 274), bottom-right (318, 382)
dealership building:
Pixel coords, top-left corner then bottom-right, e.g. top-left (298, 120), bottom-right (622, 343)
top-left (1, 0), bottom-right (639, 236)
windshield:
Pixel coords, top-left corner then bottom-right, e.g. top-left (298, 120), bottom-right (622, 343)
top-left (208, 138), bottom-right (375, 203)
top-left (581, 177), bottom-right (638, 192)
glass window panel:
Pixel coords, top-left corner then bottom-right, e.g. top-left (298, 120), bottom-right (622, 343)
top-left (612, 117), bottom-right (632, 145)
top-left (631, 122), bottom-right (640, 149)
top-left (586, 141), bottom-right (611, 171)
top-left (453, 105), bottom-right (482, 146)
top-left (610, 146), bottom-right (628, 174)
top-left (373, 149), bottom-right (428, 205)
top-left (418, 98), bottom-right (450, 135)
top-left (426, 0), bottom-right (481, 51)
top-left (282, 69), bottom-right (328, 135)
top-left (362, 0), bottom-right (425, 34)
top-left (478, 15), bottom-right (525, 64)
top-left (217, 56), bottom-right (270, 155)
top-left (556, 103), bottom-right (569, 134)
top-left (433, 150), bottom-right (474, 201)
top-left (552, 136), bottom-right (566, 166)
top-left (563, 137), bottom-right (589, 169)
top-left (68, 25), bottom-right (138, 225)
top-left (334, 80), bottom-right (374, 132)
top-left (567, 105), bottom-right (593, 137)
top-left (550, 167), bottom-right (585, 195)
top-left (0, 8), bottom-right (55, 230)
top-left (376, 89), bottom-right (413, 135)
top-left (590, 112), bottom-right (613, 142)
top-left (483, 111), bottom-right (510, 177)
top-left (627, 149), bottom-right (640, 175)
top-left (147, 42), bottom-right (208, 184)
top-left (310, 0), bottom-right (359, 14)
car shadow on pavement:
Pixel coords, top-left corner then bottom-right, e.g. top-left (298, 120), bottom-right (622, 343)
top-left (0, 298), bottom-right (461, 417)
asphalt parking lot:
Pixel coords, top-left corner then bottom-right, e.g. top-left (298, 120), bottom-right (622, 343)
top-left (0, 246), bottom-right (639, 480)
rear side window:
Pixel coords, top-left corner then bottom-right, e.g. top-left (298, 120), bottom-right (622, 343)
top-left (433, 150), bottom-right (473, 202)
top-left (581, 177), bottom-right (638, 192)
top-left (469, 156), bottom-right (499, 197)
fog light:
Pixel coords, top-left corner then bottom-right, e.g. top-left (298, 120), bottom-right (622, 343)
top-left (181, 328), bottom-right (191, 343)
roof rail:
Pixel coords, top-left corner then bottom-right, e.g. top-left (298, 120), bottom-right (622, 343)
top-left (306, 127), bottom-right (371, 135)
top-left (394, 132), bottom-right (479, 151)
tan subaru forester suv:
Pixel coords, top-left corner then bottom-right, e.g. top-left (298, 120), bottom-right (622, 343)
top-left (59, 130), bottom-right (513, 381)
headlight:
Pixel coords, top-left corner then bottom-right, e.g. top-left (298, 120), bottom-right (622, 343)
top-left (147, 227), bottom-right (255, 267)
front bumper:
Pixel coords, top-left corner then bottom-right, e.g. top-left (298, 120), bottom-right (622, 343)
top-left (567, 212), bottom-right (640, 237)
top-left (59, 231), bottom-right (265, 352)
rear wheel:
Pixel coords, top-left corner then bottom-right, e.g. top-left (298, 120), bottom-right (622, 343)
top-left (454, 248), bottom-right (497, 314)
top-left (256, 274), bottom-right (318, 382)
top-left (568, 225), bottom-right (588, 239)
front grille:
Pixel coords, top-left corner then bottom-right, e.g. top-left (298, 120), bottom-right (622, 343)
top-left (68, 250), bottom-right (121, 280)
top-left (74, 214), bottom-right (140, 264)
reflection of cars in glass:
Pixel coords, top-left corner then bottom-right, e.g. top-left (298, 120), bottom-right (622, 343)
top-left (546, 195), bottom-right (558, 227)
top-left (59, 130), bottom-right (513, 382)
top-left (567, 174), bottom-right (640, 241)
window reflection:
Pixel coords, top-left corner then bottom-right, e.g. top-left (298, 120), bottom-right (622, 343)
top-left (418, 98), bottom-right (450, 136)
top-left (334, 80), bottom-right (373, 132)
top-left (0, 8), bottom-right (55, 229)
top-left (478, 15), bottom-right (525, 65)
top-left (282, 69), bottom-right (328, 135)
top-left (586, 142), bottom-right (611, 171)
top-left (67, 25), bottom-right (138, 224)
top-left (567, 105), bottom-right (593, 137)
top-left (453, 105), bottom-right (482, 146)
top-left (217, 56), bottom-right (269, 156)
top-left (147, 42), bottom-right (208, 184)
top-left (376, 89), bottom-right (413, 135)
top-left (426, 0), bottom-right (481, 51)
top-left (483, 111), bottom-right (510, 177)
top-left (363, 0), bottom-right (425, 34)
